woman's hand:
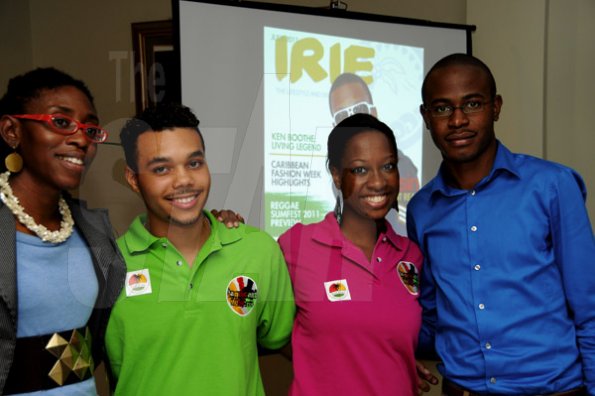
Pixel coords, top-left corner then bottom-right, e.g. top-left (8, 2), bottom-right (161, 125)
top-left (210, 209), bottom-right (244, 228)
top-left (416, 360), bottom-right (439, 394)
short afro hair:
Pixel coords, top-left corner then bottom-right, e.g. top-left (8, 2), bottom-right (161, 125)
top-left (120, 102), bottom-right (204, 172)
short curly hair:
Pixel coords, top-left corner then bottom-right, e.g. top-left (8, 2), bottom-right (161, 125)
top-left (120, 102), bottom-right (205, 172)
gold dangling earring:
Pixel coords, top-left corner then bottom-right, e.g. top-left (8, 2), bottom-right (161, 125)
top-left (5, 145), bottom-right (23, 173)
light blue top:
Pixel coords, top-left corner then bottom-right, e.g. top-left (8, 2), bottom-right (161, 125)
top-left (407, 142), bottom-right (595, 395)
top-left (11, 228), bottom-right (99, 395)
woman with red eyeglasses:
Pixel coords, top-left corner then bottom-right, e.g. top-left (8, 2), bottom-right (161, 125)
top-left (0, 68), bottom-right (125, 395)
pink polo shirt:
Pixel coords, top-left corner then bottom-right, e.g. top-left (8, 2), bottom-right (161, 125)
top-left (278, 213), bottom-right (423, 396)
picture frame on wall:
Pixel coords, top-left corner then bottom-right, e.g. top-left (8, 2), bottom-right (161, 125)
top-left (131, 20), bottom-right (181, 113)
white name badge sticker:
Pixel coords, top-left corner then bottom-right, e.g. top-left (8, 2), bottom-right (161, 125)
top-left (324, 279), bottom-right (351, 302)
top-left (125, 269), bottom-right (152, 297)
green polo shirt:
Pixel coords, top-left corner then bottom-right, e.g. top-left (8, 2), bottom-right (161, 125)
top-left (105, 211), bottom-right (295, 395)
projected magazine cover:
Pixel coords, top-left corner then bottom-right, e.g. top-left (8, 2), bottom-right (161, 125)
top-left (264, 27), bottom-right (423, 238)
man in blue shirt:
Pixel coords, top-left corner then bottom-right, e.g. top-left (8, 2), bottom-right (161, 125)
top-left (407, 53), bottom-right (595, 395)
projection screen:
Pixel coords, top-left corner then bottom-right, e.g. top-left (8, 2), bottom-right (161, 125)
top-left (175, 0), bottom-right (473, 237)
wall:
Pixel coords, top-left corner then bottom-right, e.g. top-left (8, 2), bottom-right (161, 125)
top-left (545, 0), bottom-right (595, 217)
top-left (468, 0), bottom-right (546, 157)
top-left (0, 0), bottom-right (33, 87)
top-left (468, 0), bottom-right (595, 220)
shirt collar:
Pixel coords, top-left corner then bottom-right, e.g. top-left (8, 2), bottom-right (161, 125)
top-left (121, 214), bottom-right (160, 254)
top-left (206, 210), bottom-right (243, 246)
top-left (382, 220), bottom-right (404, 251)
top-left (430, 140), bottom-right (520, 197)
top-left (312, 212), bottom-right (403, 251)
top-left (122, 210), bottom-right (242, 254)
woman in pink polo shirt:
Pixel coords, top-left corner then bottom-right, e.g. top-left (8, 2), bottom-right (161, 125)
top-left (278, 113), bottom-right (424, 395)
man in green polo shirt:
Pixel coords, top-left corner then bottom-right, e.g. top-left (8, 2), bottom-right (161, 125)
top-left (105, 103), bottom-right (295, 395)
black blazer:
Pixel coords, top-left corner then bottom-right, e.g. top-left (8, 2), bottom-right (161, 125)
top-left (0, 197), bottom-right (126, 393)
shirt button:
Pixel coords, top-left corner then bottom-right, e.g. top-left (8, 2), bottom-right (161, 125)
top-left (176, 260), bottom-right (183, 266)
top-left (382, 237), bottom-right (387, 242)
top-left (471, 190), bottom-right (476, 196)
top-left (479, 303), bottom-right (485, 310)
top-left (161, 242), bottom-right (168, 248)
top-left (471, 225), bottom-right (478, 232)
top-left (376, 257), bottom-right (382, 263)
top-left (474, 264), bottom-right (481, 271)
top-left (189, 283), bottom-right (193, 289)
top-left (485, 342), bottom-right (492, 350)
top-left (490, 377), bottom-right (497, 384)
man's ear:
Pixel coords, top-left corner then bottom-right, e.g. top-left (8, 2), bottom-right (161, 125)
top-left (0, 115), bottom-right (21, 148)
top-left (124, 166), bottom-right (140, 193)
top-left (419, 104), bottom-right (430, 129)
top-left (493, 94), bottom-right (503, 121)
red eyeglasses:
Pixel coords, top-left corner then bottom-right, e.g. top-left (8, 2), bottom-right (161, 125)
top-left (11, 114), bottom-right (109, 143)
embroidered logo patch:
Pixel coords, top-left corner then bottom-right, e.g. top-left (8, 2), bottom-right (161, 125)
top-left (397, 261), bottom-right (419, 295)
top-left (226, 276), bottom-right (258, 316)
top-left (125, 269), bottom-right (152, 297)
top-left (324, 279), bottom-right (352, 302)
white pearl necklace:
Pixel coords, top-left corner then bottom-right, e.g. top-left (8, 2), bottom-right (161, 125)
top-left (0, 171), bottom-right (74, 243)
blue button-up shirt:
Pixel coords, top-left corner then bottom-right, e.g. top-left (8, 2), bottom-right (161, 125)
top-left (407, 142), bottom-right (595, 395)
